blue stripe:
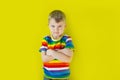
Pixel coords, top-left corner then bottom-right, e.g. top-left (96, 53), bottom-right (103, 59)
top-left (40, 48), bottom-right (47, 52)
top-left (45, 36), bottom-right (52, 43)
top-left (44, 68), bottom-right (70, 78)
top-left (66, 41), bottom-right (74, 48)
top-left (61, 36), bottom-right (68, 41)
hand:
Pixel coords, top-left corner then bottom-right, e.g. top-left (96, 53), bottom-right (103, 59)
top-left (46, 49), bottom-right (54, 56)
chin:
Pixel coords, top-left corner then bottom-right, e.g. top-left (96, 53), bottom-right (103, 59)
top-left (53, 35), bottom-right (60, 39)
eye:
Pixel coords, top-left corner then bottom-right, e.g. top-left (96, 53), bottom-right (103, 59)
top-left (58, 25), bottom-right (62, 28)
top-left (51, 25), bottom-right (55, 28)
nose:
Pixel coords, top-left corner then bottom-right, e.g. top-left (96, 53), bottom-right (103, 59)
top-left (54, 27), bottom-right (59, 32)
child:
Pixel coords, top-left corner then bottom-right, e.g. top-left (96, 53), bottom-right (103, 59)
top-left (39, 10), bottom-right (74, 80)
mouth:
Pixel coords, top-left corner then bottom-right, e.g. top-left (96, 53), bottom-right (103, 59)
top-left (54, 32), bottom-right (59, 34)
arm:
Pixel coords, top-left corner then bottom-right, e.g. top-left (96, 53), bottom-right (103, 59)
top-left (57, 48), bottom-right (73, 57)
top-left (41, 52), bottom-right (55, 62)
top-left (46, 49), bottom-right (73, 63)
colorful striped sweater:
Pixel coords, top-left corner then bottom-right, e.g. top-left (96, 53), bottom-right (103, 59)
top-left (39, 34), bottom-right (74, 79)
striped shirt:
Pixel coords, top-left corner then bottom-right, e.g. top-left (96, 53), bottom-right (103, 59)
top-left (39, 34), bottom-right (74, 79)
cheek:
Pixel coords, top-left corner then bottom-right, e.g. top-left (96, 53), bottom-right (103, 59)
top-left (49, 27), bottom-right (53, 31)
top-left (50, 29), bottom-right (54, 33)
top-left (59, 28), bottom-right (65, 33)
top-left (49, 28), bottom-right (53, 33)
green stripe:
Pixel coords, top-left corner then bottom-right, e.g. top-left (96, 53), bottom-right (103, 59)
top-left (44, 73), bottom-right (69, 79)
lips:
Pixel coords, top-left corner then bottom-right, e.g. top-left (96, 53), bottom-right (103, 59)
top-left (54, 32), bottom-right (59, 34)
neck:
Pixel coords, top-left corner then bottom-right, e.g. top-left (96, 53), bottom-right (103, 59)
top-left (51, 34), bottom-right (63, 41)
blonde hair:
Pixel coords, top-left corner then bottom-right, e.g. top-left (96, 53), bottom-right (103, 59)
top-left (48, 10), bottom-right (66, 23)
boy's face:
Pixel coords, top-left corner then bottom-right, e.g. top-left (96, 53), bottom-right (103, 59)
top-left (49, 18), bottom-right (66, 39)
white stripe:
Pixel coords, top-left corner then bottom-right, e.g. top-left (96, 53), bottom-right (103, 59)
top-left (44, 67), bottom-right (69, 70)
top-left (66, 38), bottom-right (72, 42)
top-left (40, 46), bottom-right (48, 49)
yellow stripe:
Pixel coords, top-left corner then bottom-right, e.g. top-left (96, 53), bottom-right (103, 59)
top-left (48, 59), bottom-right (62, 63)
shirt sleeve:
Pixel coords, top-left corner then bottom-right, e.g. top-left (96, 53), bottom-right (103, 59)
top-left (65, 36), bottom-right (74, 50)
top-left (39, 38), bottom-right (48, 53)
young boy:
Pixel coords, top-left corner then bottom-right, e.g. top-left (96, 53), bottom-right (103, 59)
top-left (39, 10), bottom-right (74, 80)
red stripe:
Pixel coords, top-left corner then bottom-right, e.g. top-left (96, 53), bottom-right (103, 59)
top-left (42, 42), bottom-right (48, 46)
top-left (44, 62), bottom-right (69, 68)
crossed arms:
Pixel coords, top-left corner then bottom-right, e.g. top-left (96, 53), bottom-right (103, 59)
top-left (41, 48), bottom-right (73, 63)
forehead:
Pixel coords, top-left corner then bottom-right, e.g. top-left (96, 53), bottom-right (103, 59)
top-left (49, 18), bottom-right (65, 25)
